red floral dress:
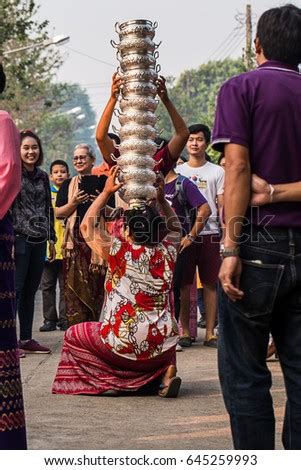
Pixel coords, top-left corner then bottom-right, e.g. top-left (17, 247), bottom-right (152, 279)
top-left (100, 236), bottom-right (178, 360)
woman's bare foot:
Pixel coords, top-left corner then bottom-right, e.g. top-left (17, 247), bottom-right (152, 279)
top-left (159, 365), bottom-right (181, 398)
top-left (161, 365), bottom-right (177, 388)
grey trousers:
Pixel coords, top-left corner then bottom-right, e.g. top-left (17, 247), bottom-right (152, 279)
top-left (40, 260), bottom-right (66, 325)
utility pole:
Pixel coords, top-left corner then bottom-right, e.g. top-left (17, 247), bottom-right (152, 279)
top-left (244, 4), bottom-right (254, 69)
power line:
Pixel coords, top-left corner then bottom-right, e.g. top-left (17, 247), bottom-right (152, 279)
top-left (219, 31), bottom-right (245, 60)
top-left (63, 46), bottom-right (115, 67)
top-left (213, 29), bottom-right (245, 61)
top-left (207, 26), bottom-right (243, 61)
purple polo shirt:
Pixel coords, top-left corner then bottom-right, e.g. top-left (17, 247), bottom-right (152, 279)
top-left (165, 176), bottom-right (207, 234)
top-left (212, 60), bottom-right (301, 227)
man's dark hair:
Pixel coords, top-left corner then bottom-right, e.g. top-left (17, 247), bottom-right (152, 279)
top-left (124, 205), bottom-right (166, 246)
top-left (0, 64), bottom-right (6, 94)
top-left (257, 4), bottom-right (301, 66)
top-left (188, 124), bottom-right (211, 144)
top-left (20, 130), bottom-right (44, 166)
top-left (50, 159), bottom-right (69, 174)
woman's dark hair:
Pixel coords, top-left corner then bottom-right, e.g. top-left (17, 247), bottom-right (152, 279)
top-left (256, 4), bottom-right (301, 66)
top-left (124, 205), bottom-right (166, 247)
top-left (50, 159), bottom-right (69, 174)
top-left (108, 132), bottom-right (121, 145)
top-left (0, 64), bottom-right (6, 94)
top-left (188, 124), bottom-right (211, 144)
top-left (20, 130), bottom-right (44, 166)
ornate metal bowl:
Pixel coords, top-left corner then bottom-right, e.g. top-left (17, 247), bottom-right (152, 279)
top-left (117, 154), bottom-right (155, 170)
top-left (120, 96), bottom-right (159, 113)
top-left (118, 67), bottom-right (158, 84)
top-left (118, 123), bottom-right (157, 141)
top-left (118, 182), bottom-right (157, 204)
top-left (119, 138), bottom-right (158, 156)
top-left (111, 37), bottom-right (160, 55)
top-left (117, 109), bottom-right (158, 126)
top-left (115, 20), bottom-right (157, 40)
top-left (118, 167), bottom-right (156, 184)
top-left (119, 52), bottom-right (158, 71)
top-left (121, 80), bottom-right (157, 97)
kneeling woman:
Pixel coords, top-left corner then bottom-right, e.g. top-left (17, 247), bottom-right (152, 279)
top-left (52, 167), bottom-right (182, 397)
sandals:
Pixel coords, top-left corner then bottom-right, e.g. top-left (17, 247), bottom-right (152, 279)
top-left (203, 336), bottom-right (218, 348)
top-left (158, 376), bottom-right (182, 398)
top-left (178, 336), bottom-right (192, 348)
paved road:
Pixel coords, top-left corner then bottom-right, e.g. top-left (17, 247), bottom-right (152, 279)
top-left (20, 292), bottom-right (285, 450)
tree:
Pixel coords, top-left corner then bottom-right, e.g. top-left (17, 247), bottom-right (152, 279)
top-left (157, 58), bottom-right (247, 159)
top-left (0, 1), bottom-right (96, 171)
top-left (39, 83), bottom-right (96, 171)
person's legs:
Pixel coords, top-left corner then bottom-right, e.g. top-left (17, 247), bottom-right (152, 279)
top-left (179, 284), bottom-right (191, 338)
top-left (202, 282), bottom-right (217, 341)
top-left (218, 289), bottom-right (274, 449)
top-left (218, 228), bottom-right (296, 449)
top-left (15, 237), bottom-right (32, 341)
top-left (272, 230), bottom-right (301, 449)
top-left (40, 260), bottom-right (59, 327)
top-left (19, 241), bottom-right (46, 340)
top-left (174, 245), bottom-right (195, 346)
top-left (272, 291), bottom-right (301, 449)
top-left (197, 234), bottom-right (220, 345)
top-left (57, 260), bottom-right (67, 328)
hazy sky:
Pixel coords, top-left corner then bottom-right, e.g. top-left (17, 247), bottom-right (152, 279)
top-left (38, 0), bottom-right (301, 118)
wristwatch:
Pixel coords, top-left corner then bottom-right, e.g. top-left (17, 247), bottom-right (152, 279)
top-left (186, 234), bottom-right (196, 242)
top-left (219, 243), bottom-right (240, 259)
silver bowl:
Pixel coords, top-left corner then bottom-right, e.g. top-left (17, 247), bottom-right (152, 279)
top-left (117, 109), bottom-right (157, 126)
top-left (118, 182), bottom-right (157, 204)
top-left (118, 67), bottom-right (158, 83)
top-left (117, 154), bottom-right (156, 170)
top-left (120, 96), bottom-right (159, 113)
top-left (118, 123), bottom-right (157, 141)
top-left (119, 167), bottom-right (156, 184)
top-left (115, 20), bottom-right (157, 40)
top-left (121, 80), bottom-right (157, 97)
top-left (111, 37), bottom-right (160, 55)
top-left (119, 52), bottom-right (159, 71)
top-left (119, 138), bottom-right (158, 156)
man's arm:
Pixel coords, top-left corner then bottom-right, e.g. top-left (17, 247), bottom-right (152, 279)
top-left (95, 73), bottom-right (122, 165)
top-left (156, 175), bottom-right (182, 248)
top-left (217, 194), bottom-right (225, 239)
top-left (157, 76), bottom-right (189, 160)
top-left (219, 143), bottom-right (251, 301)
top-left (251, 174), bottom-right (301, 205)
top-left (179, 203), bottom-right (211, 253)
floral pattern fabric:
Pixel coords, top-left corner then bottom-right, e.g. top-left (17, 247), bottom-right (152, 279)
top-left (100, 237), bottom-right (178, 361)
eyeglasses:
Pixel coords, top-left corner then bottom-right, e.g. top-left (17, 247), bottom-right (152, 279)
top-left (73, 156), bottom-right (88, 162)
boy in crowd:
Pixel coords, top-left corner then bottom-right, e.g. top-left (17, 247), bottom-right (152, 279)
top-left (177, 124), bottom-right (224, 347)
top-left (39, 160), bottom-right (69, 332)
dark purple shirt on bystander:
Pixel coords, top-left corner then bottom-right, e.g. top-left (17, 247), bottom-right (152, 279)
top-left (212, 60), bottom-right (301, 227)
top-left (165, 176), bottom-right (207, 234)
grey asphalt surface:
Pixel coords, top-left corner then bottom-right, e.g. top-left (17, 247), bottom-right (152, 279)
top-left (20, 292), bottom-right (286, 450)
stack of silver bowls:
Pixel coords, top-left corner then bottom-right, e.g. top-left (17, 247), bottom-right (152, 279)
top-left (111, 19), bottom-right (161, 207)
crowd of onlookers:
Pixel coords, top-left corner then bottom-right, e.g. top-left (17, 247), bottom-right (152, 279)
top-left (1, 3), bottom-right (301, 450)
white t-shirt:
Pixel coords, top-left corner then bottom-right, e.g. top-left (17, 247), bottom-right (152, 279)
top-left (176, 162), bottom-right (224, 234)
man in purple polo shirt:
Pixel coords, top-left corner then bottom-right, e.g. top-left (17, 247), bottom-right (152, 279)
top-left (212, 4), bottom-right (301, 450)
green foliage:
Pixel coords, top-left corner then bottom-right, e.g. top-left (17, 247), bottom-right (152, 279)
top-left (157, 58), bottom-right (247, 161)
top-left (0, 0), bottom-right (96, 173)
top-left (38, 83), bottom-right (96, 172)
